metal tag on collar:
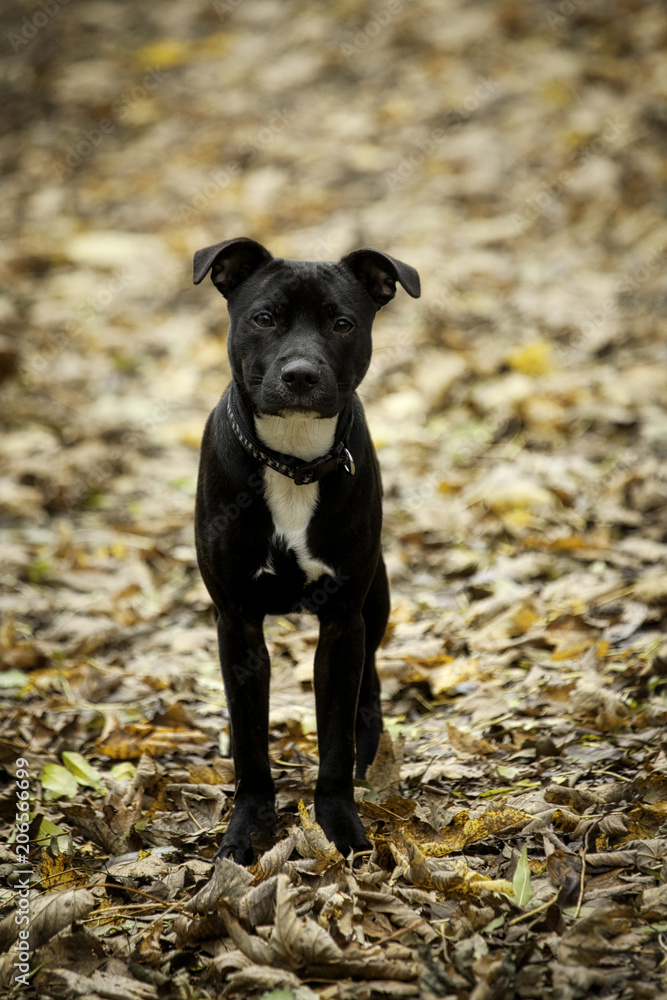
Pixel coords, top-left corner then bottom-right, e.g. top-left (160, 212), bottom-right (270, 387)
top-left (342, 447), bottom-right (355, 476)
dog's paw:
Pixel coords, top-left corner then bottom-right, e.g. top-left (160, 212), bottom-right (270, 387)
top-left (214, 834), bottom-right (255, 867)
top-left (315, 797), bottom-right (371, 862)
top-left (215, 835), bottom-right (255, 867)
top-left (215, 795), bottom-right (277, 866)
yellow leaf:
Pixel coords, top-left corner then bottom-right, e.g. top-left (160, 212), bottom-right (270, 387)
top-left (419, 806), bottom-right (532, 855)
top-left (437, 480), bottom-right (464, 495)
top-left (509, 604), bottom-right (539, 636)
top-left (507, 340), bottom-right (553, 376)
top-left (551, 641), bottom-right (593, 662)
top-left (135, 39), bottom-right (191, 68)
top-left (501, 508), bottom-right (534, 529)
top-left (429, 657), bottom-right (479, 695)
top-left (470, 877), bottom-right (515, 897)
top-left (40, 852), bottom-right (86, 892)
top-left (541, 79), bottom-right (577, 109)
top-left (403, 843), bottom-right (515, 898)
top-left (487, 481), bottom-right (556, 511)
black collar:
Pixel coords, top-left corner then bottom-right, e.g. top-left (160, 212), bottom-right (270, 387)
top-left (227, 387), bottom-right (356, 486)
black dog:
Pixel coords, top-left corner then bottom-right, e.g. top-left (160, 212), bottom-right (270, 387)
top-left (193, 237), bottom-right (420, 864)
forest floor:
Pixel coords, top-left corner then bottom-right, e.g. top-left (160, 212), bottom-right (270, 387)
top-left (1, 1), bottom-right (667, 997)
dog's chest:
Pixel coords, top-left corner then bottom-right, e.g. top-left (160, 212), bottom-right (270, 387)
top-left (254, 413), bottom-right (337, 584)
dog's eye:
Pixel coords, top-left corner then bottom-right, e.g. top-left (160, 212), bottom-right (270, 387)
top-left (333, 318), bottom-right (353, 333)
top-left (254, 312), bottom-right (275, 328)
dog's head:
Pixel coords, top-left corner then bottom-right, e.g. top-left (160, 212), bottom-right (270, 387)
top-left (193, 237), bottom-right (420, 418)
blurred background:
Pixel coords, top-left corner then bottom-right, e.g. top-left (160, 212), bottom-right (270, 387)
top-left (1, 0), bottom-right (666, 716)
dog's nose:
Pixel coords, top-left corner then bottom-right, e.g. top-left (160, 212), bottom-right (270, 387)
top-left (280, 360), bottom-right (320, 393)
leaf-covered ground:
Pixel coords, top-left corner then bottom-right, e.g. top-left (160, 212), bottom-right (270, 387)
top-left (2, 1), bottom-right (667, 997)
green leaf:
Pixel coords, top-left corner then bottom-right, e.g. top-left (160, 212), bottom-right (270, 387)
top-left (482, 914), bottom-right (506, 933)
top-left (496, 764), bottom-right (520, 780)
top-left (110, 761), bottom-right (136, 783)
top-left (513, 847), bottom-right (533, 908)
top-left (36, 817), bottom-right (67, 840)
top-left (61, 751), bottom-right (101, 789)
top-left (40, 764), bottom-right (79, 801)
top-left (36, 817), bottom-right (70, 853)
top-left (479, 786), bottom-right (515, 798)
top-left (27, 558), bottom-right (50, 583)
top-left (0, 669), bottom-right (28, 689)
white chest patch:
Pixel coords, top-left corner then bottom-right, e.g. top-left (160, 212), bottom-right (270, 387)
top-left (254, 412), bottom-right (338, 583)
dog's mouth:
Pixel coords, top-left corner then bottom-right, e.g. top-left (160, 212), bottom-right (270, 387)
top-left (273, 406), bottom-right (330, 418)
top-left (257, 394), bottom-right (341, 419)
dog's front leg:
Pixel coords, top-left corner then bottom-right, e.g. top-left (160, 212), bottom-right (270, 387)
top-left (313, 612), bottom-right (371, 859)
top-left (215, 611), bottom-right (276, 865)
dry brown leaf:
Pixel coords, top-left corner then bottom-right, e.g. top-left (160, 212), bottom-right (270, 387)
top-left (402, 840), bottom-right (435, 890)
top-left (446, 723), bottom-right (497, 757)
top-left (132, 919), bottom-right (163, 967)
top-left (307, 953), bottom-right (419, 981)
top-left (293, 802), bottom-right (343, 862)
top-left (328, 979), bottom-right (419, 997)
top-left (572, 676), bottom-right (628, 730)
top-left (187, 760), bottom-right (235, 784)
top-left (546, 849), bottom-right (576, 888)
top-left (221, 908), bottom-right (274, 965)
top-left (270, 874), bottom-right (342, 967)
top-left (103, 753), bottom-right (162, 836)
top-left (35, 968), bottom-right (157, 999)
top-left (353, 887), bottom-right (438, 944)
top-left (365, 730), bottom-right (403, 799)
top-left (97, 724), bottom-right (211, 759)
top-left (0, 889), bottom-right (95, 952)
top-left (226, 963), bottom-right (302, 994)
top-left (173, 911), bottom-right (227, 948)
top-left (238, 875), bottom-right (279, 927)
top-left (251, 832), bottom-right (296, 881)
top-left (557, 903), bottom-right (636, 966)
top-left (185, 856), bottom-right (253, 914)
top-left (59, 804), bottom-right (128, 854)
top-left (106, 854), bottom-right (171, 882)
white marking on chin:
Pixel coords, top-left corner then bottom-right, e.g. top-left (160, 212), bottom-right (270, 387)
top-left (255, 410), bottom-right (337, 583)
top-left (255, 410), bottom-right (337, 460)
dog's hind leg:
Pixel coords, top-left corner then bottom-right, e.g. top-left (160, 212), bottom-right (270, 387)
top-left (355, 555), bottom-right (390, 778)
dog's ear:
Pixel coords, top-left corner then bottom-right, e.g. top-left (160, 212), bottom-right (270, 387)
top-left (339, 248), bottom-right (421, 308)
top-left (193, 237), bottom-right (273, 297)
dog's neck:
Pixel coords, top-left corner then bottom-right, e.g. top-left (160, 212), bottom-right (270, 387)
top-left (254, 411), bottom-right (337, 461)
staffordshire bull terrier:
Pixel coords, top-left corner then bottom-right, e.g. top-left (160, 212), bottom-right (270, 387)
top-left (193, 237), bottom-right (420, 864)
